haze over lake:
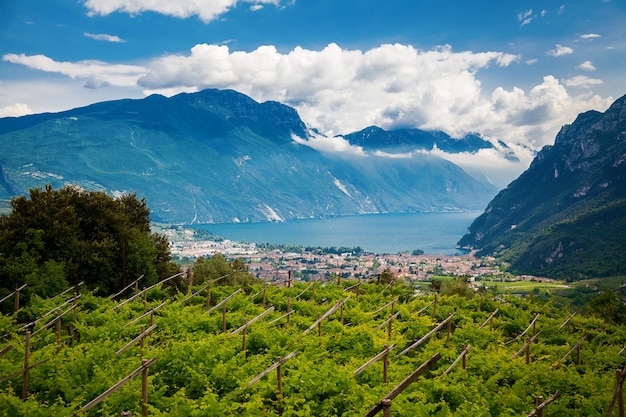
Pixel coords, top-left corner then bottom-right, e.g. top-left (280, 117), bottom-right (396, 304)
top-left (194, 211), bottom-right (479, 255)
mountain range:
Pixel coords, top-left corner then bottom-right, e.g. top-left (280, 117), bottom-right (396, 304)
top-left (0, 88), bottom-right (499, 224)
top-left (458, 94), bottom-right (626, 279)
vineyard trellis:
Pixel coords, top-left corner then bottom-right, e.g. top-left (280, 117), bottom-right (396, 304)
top-left (1, 270), bottom-right (626, 416)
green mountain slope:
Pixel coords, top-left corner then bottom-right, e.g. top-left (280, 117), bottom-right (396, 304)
top-left (0, 89), bottom-right (497, 224)
top-left (457, 94), bottom-right (626, 279)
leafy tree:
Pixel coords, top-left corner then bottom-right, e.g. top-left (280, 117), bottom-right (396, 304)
top-left (0, 185), bottom-right (179, 297)
top-left (192, 253), bottom-right (258, 287)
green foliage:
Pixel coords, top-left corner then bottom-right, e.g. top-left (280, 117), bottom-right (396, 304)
top-left (0, 185), bottom-right (179, 299)
top-left (1, 280), bottom-right (626, 416)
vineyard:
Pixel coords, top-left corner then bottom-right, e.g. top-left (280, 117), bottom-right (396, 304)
top-left (1, 275), bottom-right (626, 416)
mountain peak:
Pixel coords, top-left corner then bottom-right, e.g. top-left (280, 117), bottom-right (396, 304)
top-left (457, 93), bottom-right (626, 279)
top-left (0, 88), bottom-right (496, 224)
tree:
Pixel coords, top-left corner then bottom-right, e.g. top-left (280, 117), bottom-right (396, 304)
top-left (192, 254), bottom-right (258, 288)
top-left (0, 185), bottom-right (179, 297)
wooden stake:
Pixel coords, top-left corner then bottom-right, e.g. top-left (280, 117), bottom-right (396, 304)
top-left (141, 359), bottom-right (148, 417)
top-left (242, 318), bottom-right (247, 356)
top-left (616, 369), bottom-right (626, 417)
top-left (222, 302), bottom-right (227, 333)
top-left (56, 309), bottom-right (62, 354)
top-left (14, 287), bottom-right (20, 313)
top-left (340, 303), bottom-right (344, 325)
top-left (317, 312), bottom-right (322, 337)
top-left (381, 398), bottom-right (392, 417)
top-left (287, 297), bottom-right (291, 326)
top-left (140, 325), bottom-right (145, 360)
top-left (22, 331), bottom-right (30, 400)
top-left (432, 295), bottom-right (437, 318)
top-left (525, 337), bottom-right (531, 365)
top-left (536, 396), bottom-right (544, 417)
top-left (383, 347), bottom-right (389, 384)
top-left (262, 285), bottom-right (267, 307)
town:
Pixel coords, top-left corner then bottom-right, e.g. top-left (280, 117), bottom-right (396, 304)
top-left (163, 226), bottom-right (504, 284)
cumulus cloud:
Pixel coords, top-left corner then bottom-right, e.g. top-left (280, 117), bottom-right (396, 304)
top-left (578, 60), bottom-right (596, 71)
top-left (0, 103), bottom-right (33, 117)
top-left (3, 43), bottom-right (614, 153)
top-left (84, 32), bottom-right (125, 43)
top-left (563, 75), bottom-right (603, 88)
top-left (83, 0), bottom-right (284, 23)
top-left (546, 44), bottom-right (574, 57)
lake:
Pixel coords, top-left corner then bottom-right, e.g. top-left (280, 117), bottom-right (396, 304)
top-left (193, 211), bottom-right (480, 255)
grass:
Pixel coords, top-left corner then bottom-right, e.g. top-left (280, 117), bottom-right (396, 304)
top-left (479, 279), bottom-right (569, 294)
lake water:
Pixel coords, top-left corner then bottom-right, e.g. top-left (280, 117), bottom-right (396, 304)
top-left (193, 211), bottom-right (480, 255)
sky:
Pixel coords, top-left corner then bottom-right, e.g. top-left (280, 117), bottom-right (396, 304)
top-left (1, 0), bottom-right (625, 186)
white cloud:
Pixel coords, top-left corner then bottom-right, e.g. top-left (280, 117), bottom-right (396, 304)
top-left (83, 0), bottom-right (284, 23)
top-left (292, 132), bottom-right (367, 157)
top-left (84, 32), bottom-right (125, 43)
top-left (2, 53), bottom-right (145, 88)
top-left (546, 44), bottom-right (574, 57)
top-left (578, 60), bottom-right (596, 71)
top-left (2, 43), bottom-right (614, 155)
top-left (563, 75), bottom-right (603, 88)
top-left (0, 103), bottom-right (33, 117)
top-left (580, 33), bottom-right (601, 40)
top-left (517, 9), bottom-right (535, 26)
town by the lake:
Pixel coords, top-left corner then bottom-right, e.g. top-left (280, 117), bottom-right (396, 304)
top-left (163, 226), bottom-right (517, 284)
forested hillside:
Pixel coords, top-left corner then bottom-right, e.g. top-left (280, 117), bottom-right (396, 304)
top-left (458, 94), bottom-right (626, 280)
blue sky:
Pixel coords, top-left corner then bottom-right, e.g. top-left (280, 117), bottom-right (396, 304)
top-left (1, 0), bottom-right (625, 184)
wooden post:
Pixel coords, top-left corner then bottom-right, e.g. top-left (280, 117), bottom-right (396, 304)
top-left (317, 312), bottom-right (322, 338)
top-left (462, 344), bottom-right (467, 370)
top-left (337, 273), bottom-right (341, 286)
top-left (340, 302), bottom-right (344, 325)
top-left (618, 369), bottom-right (625, 417)
top-left (446, 317), bottom-right (452, 343)
top-left (14, 287), bottom-right (20, 313)
top-left (222, 302), bottom-right (227, 333)
top-left (140, 325), bottom-right (145, 359)
top-left (287, 297), bottom-right (291, 326)
top-left (381, 398), bottom-right (392, 417)
top-left (141, 359), bottom-right (148, 417)
top-left (536, 396), bottom-right (544, 417)
top-left (387, 314), bottom-right (393, 340)
top-left (242, 318), bottom-right (247, 356)
top-left (143, 287), bottom-right (147, 310)
top-left (262, 285), bottom-right (267, 307)
top-left (56, 309), bottom-right (62, 354)
top-left (233, 271), bottom-right (237, 286)
top-left (277, 356), bottom-right (284, 416)
top-left (312, 282), bottom-right (316, 303)
top-left (276, 357), bottom-right (283, 396)
top-left (525, 337), bottom-right (531, 365)
top-left (383, 346), bottom-right (389, 384)
top-left (288, 271), bottom-right (292, 288)
top-left (433, 295), bottom-right (437, 318)
top-left (22, 331), bottom-right (30, 400)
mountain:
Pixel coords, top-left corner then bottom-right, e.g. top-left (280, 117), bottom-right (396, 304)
top-left (0, 88), bottom-right (497, 224)
top-left (457, 94), bottom-right (626, 279)
top-left (344, 125), bottom-right (496, 155)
